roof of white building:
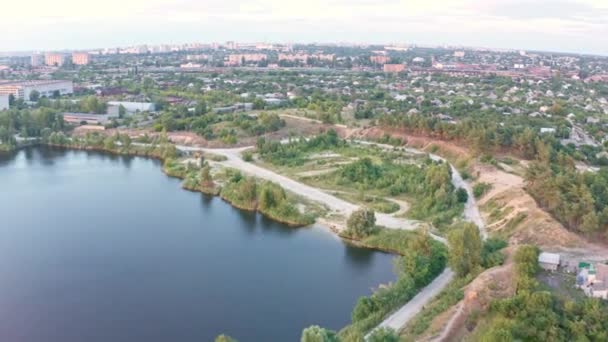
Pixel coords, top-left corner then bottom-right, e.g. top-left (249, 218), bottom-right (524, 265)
top-left (539, 252), bottom-right (560, 265)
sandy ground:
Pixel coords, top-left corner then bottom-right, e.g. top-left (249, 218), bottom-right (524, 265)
top-left (473, 162), bottom-right (586, 248)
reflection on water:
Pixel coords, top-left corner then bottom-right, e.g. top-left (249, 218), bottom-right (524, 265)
top-left (0, 147), bottom-right (396, 342)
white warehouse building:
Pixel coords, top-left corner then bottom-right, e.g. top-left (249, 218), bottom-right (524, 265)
top-left (0, 80), bottom-right (74, 100)
top-left (107, 101), bottom-right (156, 113)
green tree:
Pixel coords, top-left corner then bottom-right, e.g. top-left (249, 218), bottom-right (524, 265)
top-left (214, 334), bottom-right (237, 342)
top-left (352, 296), bottom-right (378, 322)
top-left (448, 222), bottom-right (482, 277)
top-left (253, 97), bottom-right (265, 110)
top-left (200, 165), bottom-right (213, 188)
top-left (300, 325), bottom-right (337, 342)
top-left (118, 104), bottom-right (127, 118)
top-left (367, 327), bottom-right (399, 342)
top-left (29, 90), bottom-right (40, 102)
top-left (346, 208), bottom-right (377, 239)
top-left (456, 188), bottom-right (468, 203)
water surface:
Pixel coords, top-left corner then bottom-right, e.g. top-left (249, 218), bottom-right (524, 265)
top-left (0, 147), bottom-right (395, 341)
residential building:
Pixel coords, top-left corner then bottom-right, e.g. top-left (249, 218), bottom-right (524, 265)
top-left (383, 64), bottom-right (406, 73)
top-left (180, 63), bottom-right (202, 69)
top-left (45, 53), bottom-right (66, 67)
top-left (370, 55), bottom-right (390, 65)
top-left (0, 94), bottom-right (8, 110)
top-left (31, 54), bottom-right (44, 67)
top-left (72, 52), bottom-right (90, 65)
top-left (577, 262), bottom-right (608, 299)
top-left (0, 80), bottom-right (74, 100)
top-left (227, 54), bottom-right (267, 66)
top-left (538, 252), bottom-right (560, 271)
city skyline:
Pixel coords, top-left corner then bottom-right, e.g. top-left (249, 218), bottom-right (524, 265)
top-left (2, 0), bottom-right (608, 55)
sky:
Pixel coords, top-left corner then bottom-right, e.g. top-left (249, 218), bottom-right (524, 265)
top-left (1, 0), bottom-right (608, 55)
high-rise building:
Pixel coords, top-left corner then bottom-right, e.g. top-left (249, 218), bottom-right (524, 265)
top-left (0, 94), bottom-right (9, 110)
top-left (45, 53), bottom-right (66, 67)
top-left (31, 54), bottom-right (44, 67)
top-left (72, 52), bottom-right (90, 65)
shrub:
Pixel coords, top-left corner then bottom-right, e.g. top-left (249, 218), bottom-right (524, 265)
top-left (473, 182), bottom-right (492, 199)
top-left (346, 208), bottom-right (377, 239)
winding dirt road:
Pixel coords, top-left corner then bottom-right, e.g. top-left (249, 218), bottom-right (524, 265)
top-left (174, 141), bottom-right (485, 337)
top-left (177, 145), bottom-right (444, 241)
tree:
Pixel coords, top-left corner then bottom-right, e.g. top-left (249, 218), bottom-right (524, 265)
top-left (29, 90), bottom-right (40, 102)
top-left (214, 334), bottom-right (237, 342)
top-left (448, 222), bottom-right (482, 277)
top-left (253, 97), bottom-right (265, 110)
top-left (118, 104), bottom-right (127, 118)
top-left (367, 327), bottom-right (399, 342)
top-left (194, 101), bottom-right (207, 116)
top-left (456, 188), bottom-right (468, 203)
top-left (200, 165), bottom-right (214, 188)
top-left (514, 245), bottom-right (539, 291)
top-left (352, 296), bottom-right (378, 322)
top-left (300, 325), bottom-right (337, 342)
top-left (346, 208), bottom-right (377, 239)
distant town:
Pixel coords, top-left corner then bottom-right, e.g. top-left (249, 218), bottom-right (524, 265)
top-left (3, 38), bottom-right (608, 341)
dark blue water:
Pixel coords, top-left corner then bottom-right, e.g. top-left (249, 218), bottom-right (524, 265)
top-left (0, 147), bottom-right (395, 342)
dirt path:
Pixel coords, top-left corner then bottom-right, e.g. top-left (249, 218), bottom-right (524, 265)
top-left (176, 145), bottom-right (446, 241)
top-left (352, 140), bottom-right (486, 239)
top-left (175, 139), bottom-right (486, 337)
top-left (373, 269), bottom-right (455, 331)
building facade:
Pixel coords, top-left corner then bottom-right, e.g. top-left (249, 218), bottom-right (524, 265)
top-left (31, 54), bottom-right (44, 67)
top-left (45, 53), bottom-right (66, 67)
top-left (72, 52), bottom-right (90, 65)
top-left (370, 55), bottom-right (390, 65)
top-left (383, 64), bottom-right (406, 73)
top-left (0, 94), bottom-right (9, 110)
top-left (0, 80), bottom-right (74, 100)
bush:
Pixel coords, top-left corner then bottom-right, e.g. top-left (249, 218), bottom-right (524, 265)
top-left (215, 335), bottom-right (237, 342)
top-left (473, 182), bottom-right (492, 199)
top-left (346, 208), bottom-right (377, 239)
top-left (481, 238), bottom-right (508, 268)
top-left (367, 327), bottom-right (399, 342)
top-left (242, 150), bottom-right (253, 162)
top-left (301, 326), bottom-right (337, 342)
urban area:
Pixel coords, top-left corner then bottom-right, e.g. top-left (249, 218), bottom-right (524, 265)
top-left (3, 40), bottom-right (608, 341)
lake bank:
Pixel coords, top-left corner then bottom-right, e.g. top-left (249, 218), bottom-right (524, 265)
top-left (0, 146), bottom-right (397, 341)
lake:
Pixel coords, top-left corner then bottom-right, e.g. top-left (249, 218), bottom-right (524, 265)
top-left (0, 147), bottom-right (395, 342)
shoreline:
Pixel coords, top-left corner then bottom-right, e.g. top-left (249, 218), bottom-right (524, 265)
top-left (23, 143), bottom-right (405, 253)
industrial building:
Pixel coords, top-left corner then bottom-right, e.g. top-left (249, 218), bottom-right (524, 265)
top-left (0, 80), bottom-right (74, 100)
top-left (107, 101), bottom-right (156, 113)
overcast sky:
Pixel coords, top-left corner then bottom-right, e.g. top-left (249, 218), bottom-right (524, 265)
top-left (2, 0), bottom-right (608, 54)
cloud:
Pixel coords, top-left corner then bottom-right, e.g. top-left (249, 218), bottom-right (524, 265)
top-left (0, 0), bottom-right (607, 54)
